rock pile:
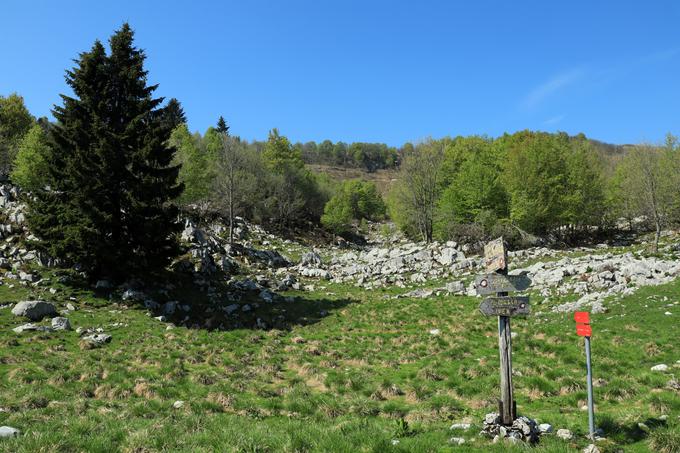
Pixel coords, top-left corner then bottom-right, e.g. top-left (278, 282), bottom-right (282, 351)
top-left (481, 413), bottom-right (542, 444)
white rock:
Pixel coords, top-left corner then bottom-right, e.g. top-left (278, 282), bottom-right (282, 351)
top-left (583, 444), bottom-right (601, 453)
top-left (11, 300), bottom-right (57, 321)
top-left (449, 437), bottom-right (465, 445)
top-left (538, 423), bottom-right (553, 433)
top-left (0, 426), bottom-right (20, 437)
top-left (51, 317), bottom-right (71, 331)
top-left (173, 400), bottom-right (184, 409)
top-left (450, 423), bottom-right (471, 431)
top-left (429, 329), bottom-right (441, 336)
top-left (651, 364), bottom-right (669, 372)
top-left (556, 429), bottom-right (573, 440)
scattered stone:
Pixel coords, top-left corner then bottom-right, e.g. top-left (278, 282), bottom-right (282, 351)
top-left (51, 317), bottom-right (71, 331)
top-left (0, 426), bottom-right (20, 438)
top-left (449, 437), bottom-right (465, 445)
top-left (66, 303), bottom-right (76, 311)
top-left (173, 400), bottom-right (184, 409)
top-left (450, 423), bottom-right (471, 431)
top-left (13, 323), bottom-right (53, 333)
top-left (11, 300), bottom-right (57, 321)
top-left (292, 336), bottom-right (306, 344)
top-left (583, 444), bottom-right (600, 453)
top-left (538, 423), bottom-right (553, 433)
top-left (429, 328), bottom-right (441, 336)
top-left (556, 429), bottom-right (573, 440)
top-left (651, 364), bottom-right (669, 372)
top-left (18, 271), bottom-right (36, 282)
top-left (300, 251), bottom-right (323, 267)
top-left (81, 333), bottom-right (112, 349)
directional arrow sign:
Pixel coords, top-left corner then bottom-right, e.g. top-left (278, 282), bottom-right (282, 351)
top-left (475, 273), bottom-right (531, 295)
top-left (479, 296), bottom-right (531, 317)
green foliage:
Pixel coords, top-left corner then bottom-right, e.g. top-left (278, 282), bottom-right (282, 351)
top-left (11, 123), bottom-right (50, 191)
top-left (435, 137), bottom-right (508, 239)
top-left (0, 92), bottom-right (34, 174)
top-left (264, 128), bottom-right (303, 170)
top-left (321, 180), bottom-right (386, 233)
top-left (503, 131), bottom-right (570, 234)
top-left (27, 23), bottom-right (182, 277)
top-left (387, 140), bottom-right (445, 242)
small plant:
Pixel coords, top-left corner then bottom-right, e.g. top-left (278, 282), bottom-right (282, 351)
top-left (392, 418), bottom-right (411, 438)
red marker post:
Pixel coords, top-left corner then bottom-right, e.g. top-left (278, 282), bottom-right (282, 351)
top-left (575, 311), bottom-right (595, 440)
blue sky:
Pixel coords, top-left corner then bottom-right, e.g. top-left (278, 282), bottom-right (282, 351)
top-left (3, 1), bottom-right (680, 146)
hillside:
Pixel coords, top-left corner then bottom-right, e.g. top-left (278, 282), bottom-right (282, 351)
top-left (307, 164), bottom-right (398, 195)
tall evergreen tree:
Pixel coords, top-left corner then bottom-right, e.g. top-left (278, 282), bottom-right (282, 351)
top-left (28, 24), bottom-right (183, 278)
top-left (160, 98), bottom-right (186, 130)
top-left (216, 116), bottom-right (229, 135)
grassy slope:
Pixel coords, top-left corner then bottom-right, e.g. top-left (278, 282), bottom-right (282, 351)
top-left (0, 268), bottom-right (678, 452)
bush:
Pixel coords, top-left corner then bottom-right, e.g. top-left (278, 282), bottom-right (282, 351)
top-left (321, 180), bottom-right (386, 234)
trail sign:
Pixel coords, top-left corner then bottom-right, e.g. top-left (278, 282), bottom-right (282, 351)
top-left (574, 311), bottom-right (590, 324)
top-left (475, 273), bottom-right (531, 295)
top-left (479, 296), bottom-right (531, 317)
top-left (574, 311), bottom-right (595, 439)
top-left (576, 324), bottom-right (592, 337)
top-left (484, 237), bottom-right (507, 272)
top-left (475, 237), bottom-right (529, 426)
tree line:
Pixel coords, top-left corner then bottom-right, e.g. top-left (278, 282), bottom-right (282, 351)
top-left (1, 23), bottom-right (678, 282)
top-left (387, 131), bottom-right (680, 251)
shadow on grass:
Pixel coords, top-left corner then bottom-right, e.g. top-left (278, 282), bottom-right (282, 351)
top-left (598, 414), bottom-right (668, 445)
top-left (56, 266), bottom-right (357, 332)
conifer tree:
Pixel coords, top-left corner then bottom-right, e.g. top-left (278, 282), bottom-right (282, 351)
top-left (28, 24), bottom-right (183, 278)
top-left (216, 116), bottom-right (229, 135)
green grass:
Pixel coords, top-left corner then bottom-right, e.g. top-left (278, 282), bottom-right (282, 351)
top-left (0, 264), bottom-right (678, 452)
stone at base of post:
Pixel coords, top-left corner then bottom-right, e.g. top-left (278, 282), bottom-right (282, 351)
top-left (498, 399), bottom-right (517, 425)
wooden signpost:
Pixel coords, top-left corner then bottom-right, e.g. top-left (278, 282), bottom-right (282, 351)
top-left (476, 237), bottom-right (531, 425)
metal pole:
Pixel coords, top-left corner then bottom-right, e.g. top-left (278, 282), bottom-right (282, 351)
top-left (585, 336), bottom-right (595, 440)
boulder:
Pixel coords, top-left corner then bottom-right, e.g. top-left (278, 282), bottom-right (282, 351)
top-left (651, 364), bottom-right (669, 372)
top-left (0, 426), bottom-right (20, 438)
top-left (300, 251), bottom-right (323, 267)
top-left (51, 317), bottom-right (71, 331)
top-left (11, 301), bottom-right (57, 321)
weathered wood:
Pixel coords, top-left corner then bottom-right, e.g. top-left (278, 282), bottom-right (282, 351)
top-left (475, 273), bottom-right (531, 295)
top-left (479, 296), bottom-right (530, 317)
top-left (498, 314), bottom-right (515, 425)
top-left (484, 237), bottom-right (507, 272)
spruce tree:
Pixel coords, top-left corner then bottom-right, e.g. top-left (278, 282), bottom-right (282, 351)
top-left (28, 24), bottom-right (183, 278)
top-left (216, 116), bottom-right (229, 135)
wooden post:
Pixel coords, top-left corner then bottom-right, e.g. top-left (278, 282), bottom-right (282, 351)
top-left (480, 237), bottom-right (522, 426)
top-left (497, 269), bottom-right (516, 425)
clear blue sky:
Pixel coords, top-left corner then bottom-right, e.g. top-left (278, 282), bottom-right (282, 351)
top-left (3, 1), bottom-right (680, 146)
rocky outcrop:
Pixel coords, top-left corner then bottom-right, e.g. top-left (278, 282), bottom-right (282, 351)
top-left (11, 301), bottom-right (57, 321)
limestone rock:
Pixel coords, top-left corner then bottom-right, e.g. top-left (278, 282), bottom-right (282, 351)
top-left (11, 301), bottom-right (57, 321)
top-left (51, 317), bottom-right (71, 331)
top-left (556, 429), bottom-right (573, 440)
top-left (0, 426), bottom-right (20, 438)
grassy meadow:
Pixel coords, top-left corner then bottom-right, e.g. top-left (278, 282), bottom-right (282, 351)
top-left (0, 265), bottom-right (679, 453)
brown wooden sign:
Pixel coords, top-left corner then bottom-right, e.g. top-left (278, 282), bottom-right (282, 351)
top-left (484, 237), bottom-right (507, 272)
top-left (479, 296), bottom-right (530, 317)
top-left (475, 273), bottom-right (531, 295)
